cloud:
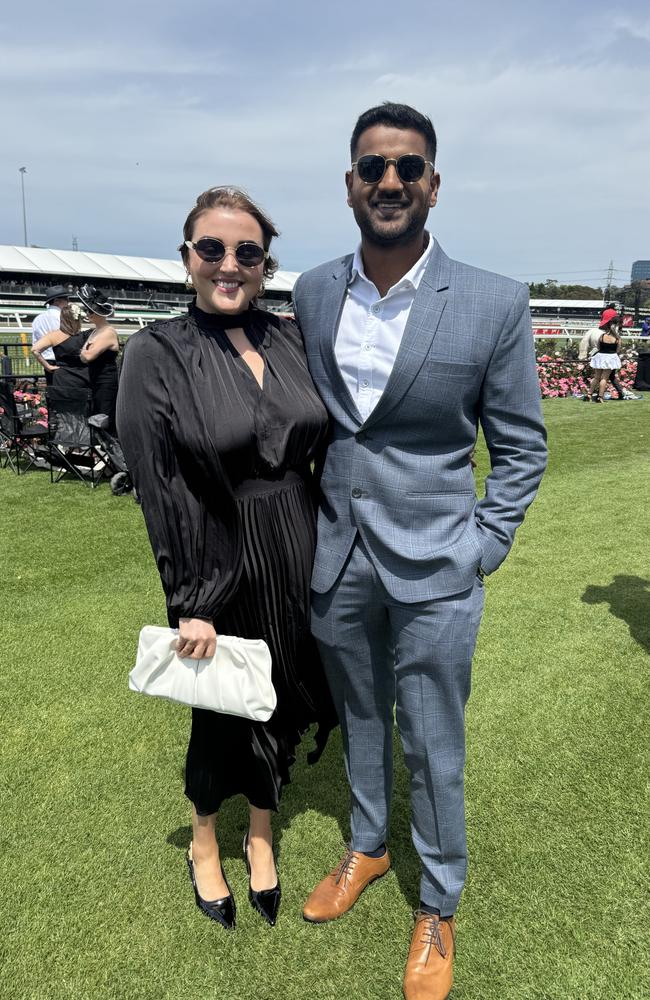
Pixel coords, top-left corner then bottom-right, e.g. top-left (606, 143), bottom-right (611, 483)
top-left (0, 43), bottom-right (232, 81)
top-left (1, 0), bottom-right (648, 282)
top-left (611, 13), bottom-right (650, 42)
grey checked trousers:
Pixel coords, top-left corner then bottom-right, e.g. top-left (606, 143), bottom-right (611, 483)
top-left (311, 536), bottom-right (485, 914)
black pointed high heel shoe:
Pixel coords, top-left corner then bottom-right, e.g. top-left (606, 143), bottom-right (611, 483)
top-left (243, 833), bottom-right (281, 927)
top-left (186, 845), bottom-right (236, 930)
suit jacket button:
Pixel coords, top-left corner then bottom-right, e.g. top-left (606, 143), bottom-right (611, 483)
top-left (356, 431), bottom-right (367, 442)
top-left (351, 487), bottom-right (363, 499)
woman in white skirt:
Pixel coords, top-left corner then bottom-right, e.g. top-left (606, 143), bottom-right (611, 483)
top-left (589, 311), bottom-right (621, 402)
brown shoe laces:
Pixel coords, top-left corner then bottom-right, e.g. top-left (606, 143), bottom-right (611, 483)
top-left (333, 846), bottom-right (358, 885)
top-left (414, 910), bottom-right (452, 960)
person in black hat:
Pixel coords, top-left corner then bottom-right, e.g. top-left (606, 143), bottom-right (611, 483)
top-left (31, 285), bottom-right (70, 382)
top-left (78, 285), bottom-right (120, 431)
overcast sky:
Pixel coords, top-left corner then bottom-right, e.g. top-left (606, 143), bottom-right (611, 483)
top-left (1, 1), bottom-right (648, 286)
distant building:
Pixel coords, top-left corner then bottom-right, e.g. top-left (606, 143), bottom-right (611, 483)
top-left (631, 260), bottom-right (650, 282)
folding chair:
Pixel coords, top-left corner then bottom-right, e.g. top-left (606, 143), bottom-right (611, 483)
top-left (0, 378), bottom-right (45, 474)
top-left (45, 386), bottom-right (99, 487)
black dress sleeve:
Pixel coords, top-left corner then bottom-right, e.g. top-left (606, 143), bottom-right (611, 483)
top-left (116, 328), bottom-right (242, 627)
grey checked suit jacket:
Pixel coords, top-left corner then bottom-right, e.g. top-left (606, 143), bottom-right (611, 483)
top-left (293, 239), bottom-right (548, 602)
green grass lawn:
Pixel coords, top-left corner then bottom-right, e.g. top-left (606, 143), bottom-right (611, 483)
top-left (1, 398), bottom-right (648, 1000)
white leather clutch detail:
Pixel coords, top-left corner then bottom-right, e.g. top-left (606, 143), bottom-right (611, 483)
top-left (128, 625), bottom-right (277, 722)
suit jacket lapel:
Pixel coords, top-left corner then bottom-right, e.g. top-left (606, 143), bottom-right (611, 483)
top-left (318, 256), bottom-right (363, 426)
top-left (363, 240), bottom-right (451, 430)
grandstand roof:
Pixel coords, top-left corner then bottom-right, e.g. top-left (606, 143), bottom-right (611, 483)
top-left (0, 245), bottom-right (299, 292)
top-left (529, 299), bottom-right (609, 309)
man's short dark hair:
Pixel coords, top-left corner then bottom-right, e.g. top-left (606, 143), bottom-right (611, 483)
top-left (350, 102), bottom-right (437, 162)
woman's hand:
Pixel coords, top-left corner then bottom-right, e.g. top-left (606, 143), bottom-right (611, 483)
top-left (176, 618), bottom-right (217, 660)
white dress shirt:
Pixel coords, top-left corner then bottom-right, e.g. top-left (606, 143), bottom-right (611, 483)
top-left (31, 305), bottom-right (61, 361)
top-left (334, 234), bottom-right (434, 420)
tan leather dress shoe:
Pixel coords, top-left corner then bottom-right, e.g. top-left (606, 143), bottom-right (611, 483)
top-left (403, 911), bottom-right (456, 1000)
top-left (303, 846), bottom-right (390, 922)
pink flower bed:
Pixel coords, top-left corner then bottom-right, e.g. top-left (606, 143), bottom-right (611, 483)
top-left (536, 347), bottom-right (639, 399)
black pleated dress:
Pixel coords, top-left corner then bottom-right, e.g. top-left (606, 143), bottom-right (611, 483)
top-left (116, 303), bottom-right (336, 813)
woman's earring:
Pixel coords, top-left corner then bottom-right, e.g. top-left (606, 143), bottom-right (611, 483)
top-left (185, 272), bottom-right (193, 290)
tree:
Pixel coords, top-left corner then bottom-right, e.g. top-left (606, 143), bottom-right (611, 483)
top-left (619, 282), bottom-right (650, 324)
top-left (527, 280), bottom-right (603, 300)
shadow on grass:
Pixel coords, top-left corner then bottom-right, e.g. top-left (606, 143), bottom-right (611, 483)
top-left (166, 726), bottom-right (421, 910)
top-left (582, 575), bottom-right (650, 655)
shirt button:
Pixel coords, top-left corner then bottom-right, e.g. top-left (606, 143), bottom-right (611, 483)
top-left (363, 343), bottom-right (371, 351)
top-left (361, 380), bottom-right (369, 388)
top-left (351, 487), bottom-right (363, 498)
top-left (371, 304), bottom-right (380, 314)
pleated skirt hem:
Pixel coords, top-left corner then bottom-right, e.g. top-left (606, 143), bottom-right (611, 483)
top-left (184, 475), bottom-right (337, 814)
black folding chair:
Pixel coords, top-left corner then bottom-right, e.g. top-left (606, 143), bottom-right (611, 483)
top-left (0, 378), bottom-right (45, 474)
top-left (45, 386), bottom-right (99, 487)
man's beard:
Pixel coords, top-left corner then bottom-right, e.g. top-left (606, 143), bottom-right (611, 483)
top-left (353, 202), bottom-right (427, 247)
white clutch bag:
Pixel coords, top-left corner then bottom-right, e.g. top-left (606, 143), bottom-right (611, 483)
top-left (128, 625), bottom-right (277, 722)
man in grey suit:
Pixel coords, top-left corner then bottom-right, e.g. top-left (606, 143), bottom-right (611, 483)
top-left (293, 103), bottom-right (547, 1000)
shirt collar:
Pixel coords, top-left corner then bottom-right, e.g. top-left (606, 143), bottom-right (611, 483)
top-left (350, 232), bottom-right (435, 295)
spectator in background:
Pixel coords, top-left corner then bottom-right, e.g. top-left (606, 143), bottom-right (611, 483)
top-left (580, 310), bottom-right (627, 401)
top-left (590, 311), bottom-right (622, 402)
top-left (31, 285), bottom-right (69, 383)
top-left (641, 317), bottom-right (650, 337)
top-left (32, 303), bottom-right (90, 392)
top-left (78, 285), bottom-right (120, 432)
top-left (578, 325), bottom-right (600, 399)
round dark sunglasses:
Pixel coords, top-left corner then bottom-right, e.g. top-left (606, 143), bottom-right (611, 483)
top-left (351, 154), bottom-right (434, 185)
top-left (184, 238), bottom-right (268, 267)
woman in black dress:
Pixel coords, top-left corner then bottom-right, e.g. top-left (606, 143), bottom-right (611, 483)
top-left (79, 286), bottom-right (120, 431)
top-left (31, 303), bottom-right (90, 392)
top-left (116, 187), bottom-right (334, 930)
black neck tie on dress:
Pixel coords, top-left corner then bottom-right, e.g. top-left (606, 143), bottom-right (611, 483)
top-left (190, 301), bottom-right (258, 332)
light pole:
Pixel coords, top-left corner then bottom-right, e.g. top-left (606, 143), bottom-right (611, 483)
top-left (19, 167), bottom-right (28, 246)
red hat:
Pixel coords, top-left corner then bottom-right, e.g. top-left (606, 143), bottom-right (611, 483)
top-left (599, 308), bottom-right (618, 328)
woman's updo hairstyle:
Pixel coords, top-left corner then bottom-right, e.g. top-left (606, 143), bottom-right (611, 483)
top-left (59, 303), bottom-right (82, 336)
top-left (179, 186), bottom-right (279, 282)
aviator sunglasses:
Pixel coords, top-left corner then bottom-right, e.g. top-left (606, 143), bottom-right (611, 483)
top-left (351, 154), bottom-right (435, 185)
top-left (183, 238), bottom-right (268, 267)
